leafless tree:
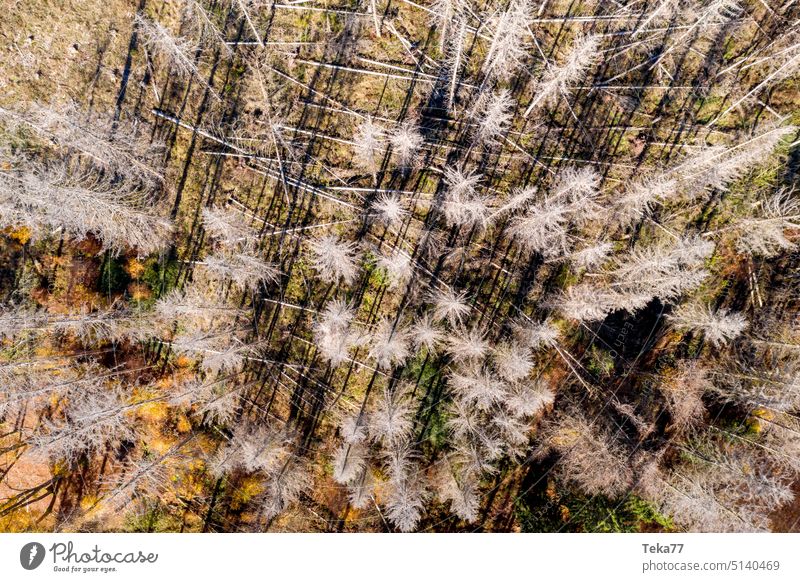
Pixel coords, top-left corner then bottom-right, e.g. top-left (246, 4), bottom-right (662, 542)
top-left (471, 89), bottom-right (513, 146)
top-left (446, 326), bottom-right (490, 363)
top-left (314, 300), bottom-right (359, 367)
top-left (202, 205), bottom-right (260, 249)
top-left (390, 120), bottom-right (424, 168)
top-left (409, 313), bottom-right (444, 353)
top-left (347, 467), bottom-right (376, 509)
top-left (659, 361), bottom-right (710, 431)
top-left (542, 412), bottom-right (632, 498)
top-left (735, 189), bottom-right (799, 257)
top-left (368, 318), bottom-right (410, 369)
top-left (368, 386), bottom-right (414, 445)
top-left (482, 0), bottom-right (532, 81)
top-left (509, 166), bottom-right (601, 257)
top-left (0, 103), bottom-right (163, 184)
top-left (371, 193), bottom-right (408, 226)
top-left (200, 250), bottom-right (281, 292)
top-left (525, 34), bottom-right (600, 115)
top-left (448, 364), bottom-right (504, 411)
top-left (492, 340), bottom-right (533, 382)
top-left (503, 379), bottom-right (555, 418)
top-left (441, 167), bottom-right (490, 229)
top-left (375, 249), bottom-right (413, 289)
top-left (332, 441), bottom-right (369, 484)
top-left (435, 460), bottom-right (480, 522)
top-left (353, 117), bottom-right (386, 180)
top-left (0, 156), bottom-right (173, 254)
top-left (309, 234), bottom-right (360, 285)
top-left (135, 14), bottom-right (201, 79)
top-left (261, 458), bottom-right (312, 523)
top-left (669, 303), bottom-right (748, 346)
top-left (432, 286), bottom-right (471, 326)
top-left (29, 386), bottom-right (134, 463)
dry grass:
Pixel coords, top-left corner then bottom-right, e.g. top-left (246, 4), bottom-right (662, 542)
top-left (0, 0), bottom-right (136, 110)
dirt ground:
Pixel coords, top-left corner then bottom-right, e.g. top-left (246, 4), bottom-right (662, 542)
top-left (0, 0), bottom-right (138, 112)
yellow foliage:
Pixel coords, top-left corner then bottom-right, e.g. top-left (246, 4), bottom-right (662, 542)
top-left (230, 477), bottom-right (264, 510)
top-left (176, 415), bottom-right (192, 433)
top-left (80, 494), bottom-right (100, 511)
top-left (746, 418), bottom-right (763, 434)
top-left (0, 510), bottom-right (45, 532)
top-left (552, 428), bottom-right (580, 447)
top-left (7, 226), bottom-right (31, 245)
top-left (137, 398), bottom-right (168, 424)
top-left (752, 408), bottom-right (773, 420)
top-left (125, 257), bottom-right (145, 279)
top-left (748, 408), bottom-right (772, 434)
top-left (153, 376), bottom-right (175, 390)
top-left (172, 464), bottom-right (206, 500)
top-left (147, 436), bottom-right (172, 455)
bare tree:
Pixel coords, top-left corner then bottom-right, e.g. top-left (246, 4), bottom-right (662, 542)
top-left (446, 326), bottom-right (490, 363)
top-left (332, 442), bottom-right (369, 484)
top-left (735, 189), bottom-right (799, 257)
top-left (313, 300), bottom-right (359, 367)
top-left (471, 89), bottom-right (513, 146)
top-left (390, 121), bottom-right (424, 168)
top-left (509, 166), bottom-right (601, 257)
top-left (0, 156), bottom-right (172, 254)
top-left (448, 364), bottom-right (504, 411)
top-left (441, 167), bottom-right (490, 229)
top-left (409, 313), bottom-right (444, 353)
top-left (135, 14), bottom-right (201, 79)
top-left (525, 34), bottom-right (600, 116)
top-left (669, 303), bottom-right (748, 346)
top-left (202, 205), bottom-right (260, 249)
top-left (353, 117), bottom-right (386, 180)
top-left (659, 361), bottom-right (710, 431)
top-left (371, 193), bottom-right (408, 226)
top-left (375, 249), bottom-right (413, 289)
top-left (0, 103), bottom-right (163, 184)
top-left (368, 318), bottom-right (410, 369)
top-left (435, 460), bottom-right (480, 522)
top-left (369, 386), bottom-right (414, 445)
top-left (482, 0), bottom-right (532, 81)
top-left (309, 235), bottom-right (360, 285)
top-left (542, 412), bottom-right (632, 498)
top-left (432, 287), bottom-right (471, 326)
top-left (201, 250), bottom-right (281, 292)
top-left (492, 339), bottom-right (533, 382)
top-left (29, 386), bottom-right (134, 463)
top-left (261, 458), bottom-right (312, 523)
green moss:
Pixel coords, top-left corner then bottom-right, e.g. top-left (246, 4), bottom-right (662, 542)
top-left (140, 255), bottom-right (180, 298)
top-left (123, 500), bottom-right (181, 532)
top-left (586, 345), bottom-right (615, 378)
top-left (722, 37), bottom-right (738, 61)
top-left (404, 352), bottom-right (440, 386)
top-left (98, 253), bottom-right (130, 294)
top-left (517, 489), bottom-right (674, 533)
top-left (420, 404), bottom-right (448, 453)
